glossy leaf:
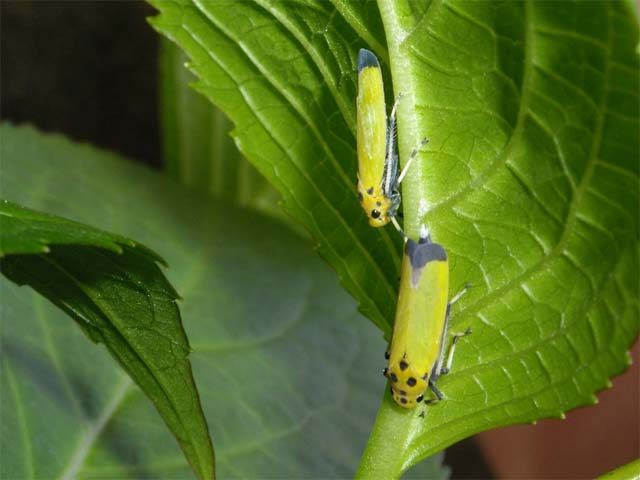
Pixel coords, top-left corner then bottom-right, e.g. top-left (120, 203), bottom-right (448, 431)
top-left (148, 1), bottom-right (639, 476)
top-left (148, 0), bottom-right (404, 335)
top-left (361, 2), bottom-right (639, 475)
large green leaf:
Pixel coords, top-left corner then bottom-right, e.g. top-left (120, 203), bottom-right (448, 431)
top-left (148, 1), bottom-right (639, 476)
top-left (361, 2), bottom-right (639, 476)
top-left (0, 200), bottom-right (214, 479)
top-left (149, 0), bottom-right (404, 335)
top-left (0, 124), bottom-right (446, 478)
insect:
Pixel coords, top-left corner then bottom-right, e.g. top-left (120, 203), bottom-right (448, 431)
top-left (356, 48), bottom-right (427, 232)
top-left (383, 225), bottom-right (472, 408)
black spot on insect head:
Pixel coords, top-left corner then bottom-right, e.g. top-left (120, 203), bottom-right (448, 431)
top-left (399, 361), bottom-right (408, 371)
top-left (366, 186), bottom-right (374, 195)
top-left (357, 191), bottom-right (363, 202)
top-left (416, 394), bottom-right (424, 403)
top-left (371, 209), bottom-right (381, 219)
top-left (399, 390), bottom-right (407, 396)
top-left (400, 397), bottom-right (407, 405)
top-left (422, 372), bottom-right (429, 380)
top-left (382, 368), bottom-right (388, 377)
top-left (407, 377), bottom-right (417, 387)
top-left (390, 373), bottom-right (398, 383)
top-left (376, 201), bottom-right (382, 206)
top-left (384, 351), bottom-right (390, 360)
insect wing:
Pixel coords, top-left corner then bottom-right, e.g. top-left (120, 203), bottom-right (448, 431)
top-left (357, 49), bottom-right (387, 190)
top-left (387, 236), bottom-right (449, 408)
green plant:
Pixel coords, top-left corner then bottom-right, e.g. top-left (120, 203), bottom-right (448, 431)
top-left (2, 1), bottom-right (638, 478)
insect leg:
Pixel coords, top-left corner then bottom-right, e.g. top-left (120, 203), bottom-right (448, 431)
top-left (441, 327), bottom-right (473, 375)
top-left (396, 137), bottom-right (429, 186)
top-left (432, 284), bottom-right (471, 378)
top-left (425, 378), bottom-right (444, 404)
top-left (390, 216), bottom-right (407, 238)
top-left (390, 93), bottom-right (403, 122)
top-left (426, 326), bottom-right (471, 403)
top-left (449, 282), bottom-right (471, 307)
top-left (383, 95), bottom-right (402, 195)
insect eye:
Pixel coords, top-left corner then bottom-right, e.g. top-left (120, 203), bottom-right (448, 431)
top-left (416, 394), bottom-right (424, 403)
top-left (371, 209), bottom-right (381, 219)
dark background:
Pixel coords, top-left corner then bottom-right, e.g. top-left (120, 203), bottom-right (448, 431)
top-left (2, 1), bottom-right (160, 167)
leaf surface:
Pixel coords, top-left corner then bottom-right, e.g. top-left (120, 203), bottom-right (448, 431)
top-left (0, 203), bottom-right (214, 479)
top-left (0, 200), bottom-right (154, 260)
top-left (0, 124), bottom-right (445, 478)
top-left (149, 0), bottom-right (404, 335)
top-left (148, 1), bottom-right (639, 476)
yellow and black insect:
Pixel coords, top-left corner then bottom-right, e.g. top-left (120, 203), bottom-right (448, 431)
top-left (384, 226), bottom-right (471, 408)
top-left (356, 48), bottom-right (427, 231)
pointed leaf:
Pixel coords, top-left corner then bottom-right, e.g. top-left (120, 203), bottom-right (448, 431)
top-left (0, 205), bottom-right (214, 477)
top-left (148, 1), bottom-right (639, 476)
top-left (148, 0), bottom-right (404, 335)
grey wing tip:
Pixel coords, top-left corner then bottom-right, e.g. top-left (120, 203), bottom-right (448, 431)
top-left (358, 48), bottom-right (380, 72)
top-left (405, 238), bottom-right (447, 269)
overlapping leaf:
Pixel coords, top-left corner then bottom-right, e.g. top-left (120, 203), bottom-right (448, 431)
top-left (0, 200), bottom-right (214, 479)
top-left (149, 0), bottom-right (403, 335)
top-left (1, 124), bottom-right (447, 478)
top-left (149, 1), bottom-right (639, 476)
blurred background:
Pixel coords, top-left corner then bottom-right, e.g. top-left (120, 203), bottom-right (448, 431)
top-left (2, 2), bottom-right (638, 478)
top-left (2, 1), bottom-right (160, 168)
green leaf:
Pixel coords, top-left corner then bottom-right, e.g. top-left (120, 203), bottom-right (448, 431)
top-left (597, 459), bottom-right (640, 480)
top-left (359, 1), bottom-right (639, 475)
top-left (0, 200), bottom-right (214, 480)
top-left (148, 0), bottom-right (404, 336)
top-left (0, 124), bottom-right (446, 478)
top-left (148, 1), bottom-right (639, 476)
top-left (0, 200), bottom-right (162, 262)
